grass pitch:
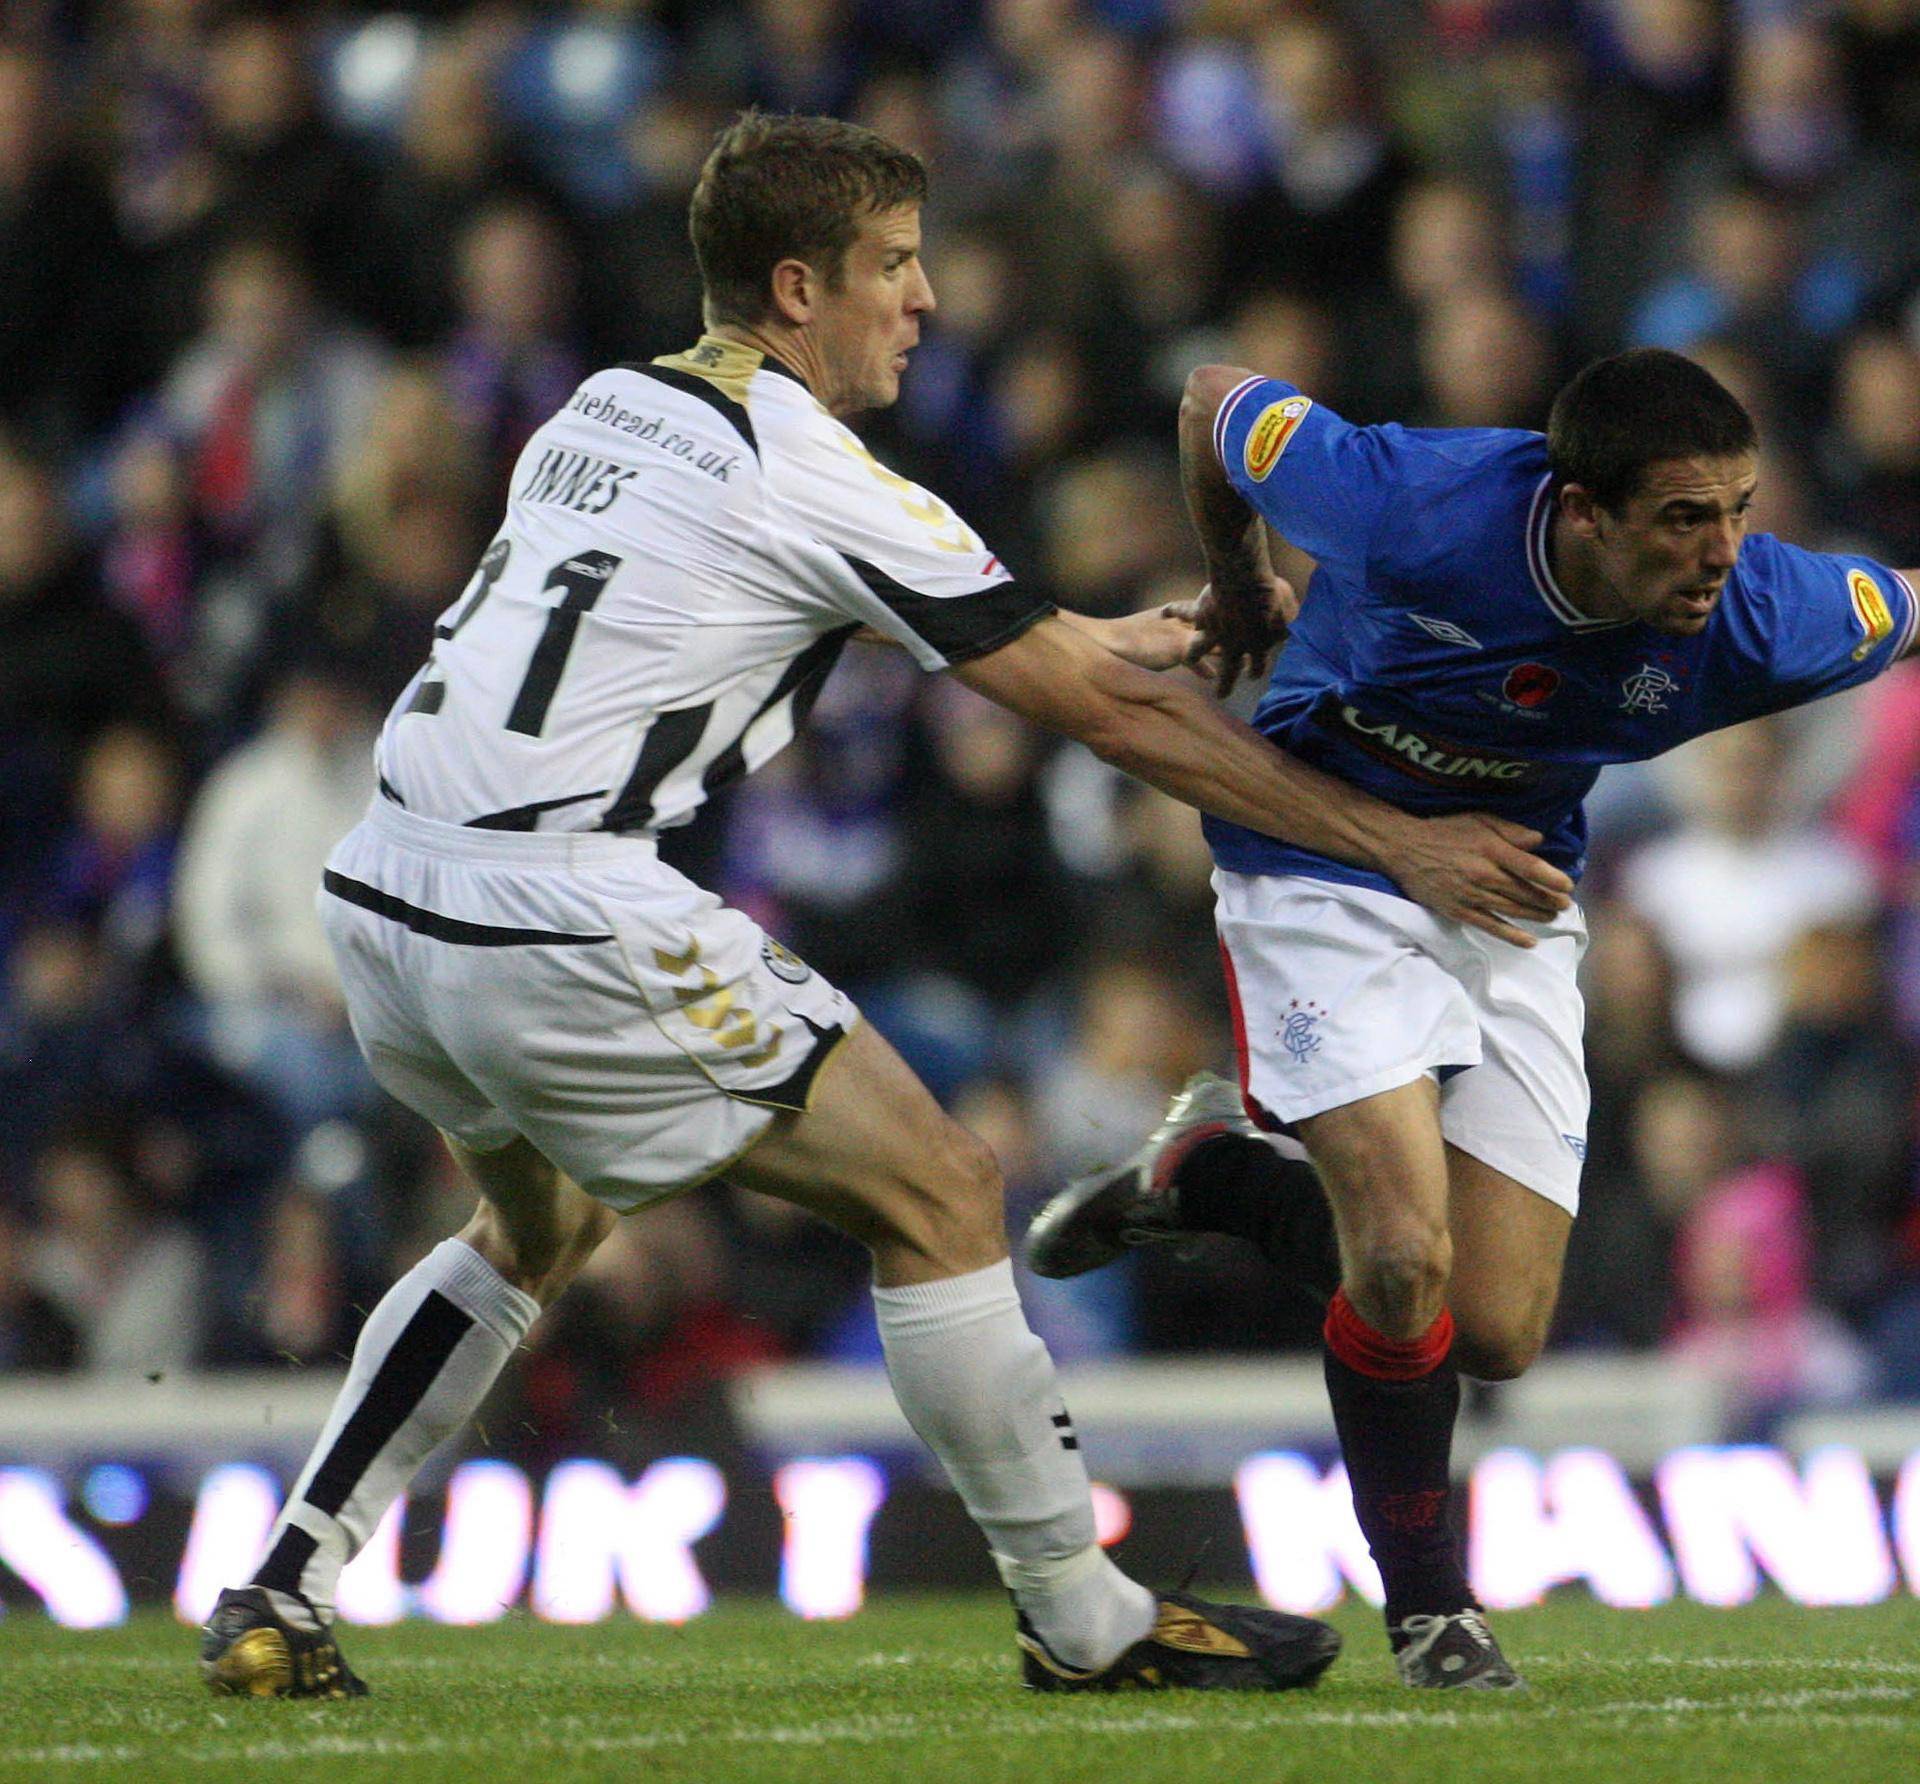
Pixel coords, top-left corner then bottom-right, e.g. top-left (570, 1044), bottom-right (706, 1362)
top-left (2, 1594), bottom-right (1917, 1783)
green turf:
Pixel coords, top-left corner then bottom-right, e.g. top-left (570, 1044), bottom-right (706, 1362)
top-left (2, 1594), bottom-right (1917, 1783)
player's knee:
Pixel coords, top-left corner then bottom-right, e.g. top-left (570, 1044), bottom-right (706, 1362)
top-left (878, 1119), bottom-right (1007, 1276)
top-left (1350, 1221), bottom-right (1452, 1336)
top-left (460, 1183), bottom-right (614, 1306)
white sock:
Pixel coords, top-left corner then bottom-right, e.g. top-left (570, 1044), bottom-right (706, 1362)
top-left (251, 1239), bottom-right (539, 1621)
top-left (871, 1259), bottom-right (1155, 1669)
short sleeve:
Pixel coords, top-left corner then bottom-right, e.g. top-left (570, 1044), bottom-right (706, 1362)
top-left (771, 413), bottom-right (1053, 668)
top-left (1741, 537), bottom-right (1919, 716)
top-left (1213, 377), bottom-right (1401, 583)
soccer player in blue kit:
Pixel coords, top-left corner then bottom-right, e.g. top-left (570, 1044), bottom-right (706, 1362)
top-left (1027, 348), bottom-right (1920, 1688)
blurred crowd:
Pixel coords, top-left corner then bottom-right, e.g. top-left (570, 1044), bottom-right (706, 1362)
top-left (4, 0), bottom-right (1920, 1451)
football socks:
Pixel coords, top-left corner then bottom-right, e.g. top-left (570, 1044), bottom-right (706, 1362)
top-left (871, 1259), bottom-right (1155, 1670)
top-left (251, 1239), bottom-right (539, 1619)
top-left (1322, 1289), bottom-right (1473, 1626)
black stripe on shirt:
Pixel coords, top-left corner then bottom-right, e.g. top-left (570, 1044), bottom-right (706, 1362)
top-left (321, 871), bottom-right (615, 946)
top-left (698, 625), bottom-right (858, 800)
top-left (599, 702), bottom-right (715, 833)
top-left (620, 362), bottom-right (758, 457)
top-left (837, 553), bottom-right (1055, 665)
top-left (465, 791), bottom-right (608, 832)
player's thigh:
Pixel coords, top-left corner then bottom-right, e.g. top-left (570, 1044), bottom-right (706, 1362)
top-left (1444, 1143), bottom-right (1571, 1381)
top-left (1294, 1077), bottom-right (1454, 1275)
top-left (729, 1019), bottom-right (1006, 1286)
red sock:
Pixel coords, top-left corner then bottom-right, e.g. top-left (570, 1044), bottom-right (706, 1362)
top-left (1323, 1286), bottom-right (1454, 1380)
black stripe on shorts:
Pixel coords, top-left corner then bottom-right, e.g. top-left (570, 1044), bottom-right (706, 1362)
top-left (322, 870), bottom-right (615, 947)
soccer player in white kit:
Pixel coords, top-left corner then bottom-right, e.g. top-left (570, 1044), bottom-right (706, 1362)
top-left (199, 111), bottom-right (1572, 1700)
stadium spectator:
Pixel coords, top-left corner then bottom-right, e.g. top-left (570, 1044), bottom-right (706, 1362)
top-left (154, 229), bottom-right (387, 711)
top-left (442, 199), bottom-right (584, 504)
top-left (287, 361), bottom-right (488, 708)
top-left (1622, 716), bottom-right (1880, 1071)
top-left (172, 662), bottom-right (378, 1136)
top-left (895, 679), bottom-right (1079, 1013)
top-left (1816, 327), bottom-right (1920, 565)
top-left (1414, 283), bottom-right (1554, 429)
top-left (0, 39), bottom-right (139, 450)
top-left (48, 726), bottom-right (181, 978)
top-left (232, 1181), bottom-right (351, 1369)
top-left (1222, 10), bottom-right (1412, 302)
top-left (0, 436), bottom-right (175, 944)
top-left (100, 419), bottom-right (205, 683)
top-left (200, 10), bottom-right (368, 323)
top-left (26, 1121), bottom-right (209, 1375)
top-left (352, 32), bottom-right (564, 351)
top-left (1667, 1149), bottom-right (1873, 1434)
top-left (1556, 903), bottom-right (1692, 1349)
top-left (580, 90), bottom-right (725, 365)
top-left (1750, 920), bottom-right (1917, 1321)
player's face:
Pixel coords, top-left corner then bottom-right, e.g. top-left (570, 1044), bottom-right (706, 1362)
top-left (1589, 454), bottom-right (1760, 636)
top-left (809, 204), bottom-right (935, 418)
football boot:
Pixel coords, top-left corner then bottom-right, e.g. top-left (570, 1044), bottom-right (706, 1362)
top-left (1025, 1073), bottom-right (1254, 1279)
top-left (1390, 1608), bottom-right (1524, 1691)
top-left (200, 1585), bottom-right (369, 1699)
top-left (1019, 1590), bottom-right (1340, 1693)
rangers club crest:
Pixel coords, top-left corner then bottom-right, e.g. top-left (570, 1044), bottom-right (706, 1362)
top-left (1279, 999), bottom-right (1327, 1063)
top-left (1619, 662), bottom-right (1680, 714)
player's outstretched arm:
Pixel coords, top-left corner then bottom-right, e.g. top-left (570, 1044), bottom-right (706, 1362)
top-left (1178, 364), bottom-right (1289, 694)
top-left (1051, 605), bottom-right (1200, 671)
top-left (956, 614), bottom-right (1572, 946)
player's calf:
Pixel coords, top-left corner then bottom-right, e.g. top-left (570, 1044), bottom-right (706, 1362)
top-left (1450, 1284), bottom-right (1556, 1382)
top-left (1452, 1325), bottom-right (1546, 1383)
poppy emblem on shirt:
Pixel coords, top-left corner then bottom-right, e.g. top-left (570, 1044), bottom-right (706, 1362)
top-left (1503, 663), bottom-right (1561, 708)
top-left (1244, 397), bottom-right (1313, 482)
top-left (1849, 569), bottom-right (1893, 661)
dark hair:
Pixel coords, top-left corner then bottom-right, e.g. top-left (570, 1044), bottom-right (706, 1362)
top-left (1546, 348), bottom-right (1757, 512)
top-left (688, 109), bottom-right (928, 327)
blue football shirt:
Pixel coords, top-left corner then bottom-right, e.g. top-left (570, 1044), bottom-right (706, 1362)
top-left (1207, 376), bottom-right (1920, 896)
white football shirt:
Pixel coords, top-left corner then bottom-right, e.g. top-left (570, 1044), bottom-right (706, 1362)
top-left (376, 336), bottom-right (1051, 831)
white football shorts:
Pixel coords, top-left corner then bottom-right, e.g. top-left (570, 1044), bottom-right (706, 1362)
top-left (319, 798), bottom-right (858, 1210)
top-left (1213, 869), bottom-right (1589, 1215)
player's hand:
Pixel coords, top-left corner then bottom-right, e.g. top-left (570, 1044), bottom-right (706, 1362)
top-left (1173, 573), bottom-right (1297, 695)
top-left (1104, 605), bottom-right (1199, 671)
top-left (1393, 813), bottom-right (1575, 949)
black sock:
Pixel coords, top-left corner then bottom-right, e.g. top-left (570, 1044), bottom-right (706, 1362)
top-left (1173, 1135), bottom-right (1340, 1299)
top-left (1323, 1348), bottom-right (1472, 1628)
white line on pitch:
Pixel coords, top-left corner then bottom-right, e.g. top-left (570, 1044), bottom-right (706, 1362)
top-left (4, 1684), bottom-right (1916, 1768)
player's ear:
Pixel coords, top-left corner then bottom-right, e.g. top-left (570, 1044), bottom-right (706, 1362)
top-left (768, 257), bottom-right (816, 326)
top-left (1557, 481), bottom-right (1605, 540)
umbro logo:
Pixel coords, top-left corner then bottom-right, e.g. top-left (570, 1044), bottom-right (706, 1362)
top-left (1408, 613), bottom-right (1484, 649)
